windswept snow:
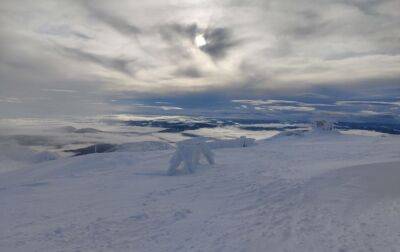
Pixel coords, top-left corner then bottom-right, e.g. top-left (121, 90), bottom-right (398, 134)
top-left (1, 133), bottom-right (400, 251)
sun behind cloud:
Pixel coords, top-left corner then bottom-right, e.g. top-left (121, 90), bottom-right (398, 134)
top-left (195, 33), bottom-right (207, 47)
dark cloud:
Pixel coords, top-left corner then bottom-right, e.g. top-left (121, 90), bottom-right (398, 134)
top-left (174, 66), bottom-right (204, 78)
top-left (82, 2), bottom-right (141, 36)
top-left (159, 23), bottom-right (199, 42)
top-left (344, 0), bottom-right (388, 15)
top-left (282, 11), bottom-right (331, 40)
top-left (59, 46), bottom-right (135, 76)
top-left (159, 23), bottom-right (238, 60)
top-left (200, 27), bottom-right (238, 59)
top-left (131, 76), bottom-right (400, 108)
top-left (71, 31), bottom-right (93, 40)
top-left (157, 23), bottom-right (200, 59)
top-left (37, 24), bottom-right (93, 40)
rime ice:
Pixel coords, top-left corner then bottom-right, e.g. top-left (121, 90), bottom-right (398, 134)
top-left (168, 138), bottom-right (215, 175)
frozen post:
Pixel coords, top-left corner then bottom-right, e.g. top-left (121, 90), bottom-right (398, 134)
top-left (168, 138), bottom-right (215, 175)
top-left (239, 136), bottom-right (255, 148)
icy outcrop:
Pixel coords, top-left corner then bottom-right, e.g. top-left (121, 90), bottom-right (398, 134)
top-left (168, 138), bottom-right (215, 175)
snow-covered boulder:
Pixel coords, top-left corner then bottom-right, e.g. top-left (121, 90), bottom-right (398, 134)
top-left (168, 138), bottom-right (215, 175)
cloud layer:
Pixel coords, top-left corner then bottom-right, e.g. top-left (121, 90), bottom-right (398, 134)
top-left (0, 0), bottom-right (399, 116)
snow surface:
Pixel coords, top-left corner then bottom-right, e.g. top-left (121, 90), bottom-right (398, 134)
top-left (1, 132), bottom-right (400, 251)
top-left (0, 142), bottom-right (60, 174)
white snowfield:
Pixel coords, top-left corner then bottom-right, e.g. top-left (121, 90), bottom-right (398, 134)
top-left (1, 132), bottom-right (400, 252)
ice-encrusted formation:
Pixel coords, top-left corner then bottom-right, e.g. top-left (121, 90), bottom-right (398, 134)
top-left (168, 138), bottom-right (215, 175)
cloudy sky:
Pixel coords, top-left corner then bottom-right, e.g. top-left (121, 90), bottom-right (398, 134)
top-left (0, 0), bottom-right (399, 116)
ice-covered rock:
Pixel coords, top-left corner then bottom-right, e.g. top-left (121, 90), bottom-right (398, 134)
top-left (168, 138), bottom-right (215, 175)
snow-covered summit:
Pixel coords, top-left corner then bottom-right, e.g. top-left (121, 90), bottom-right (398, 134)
top-left (1, 132), bottom-right (400, 251)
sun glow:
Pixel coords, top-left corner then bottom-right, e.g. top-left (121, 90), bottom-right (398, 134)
top-left (195, 34), bottom-right (207, 47)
